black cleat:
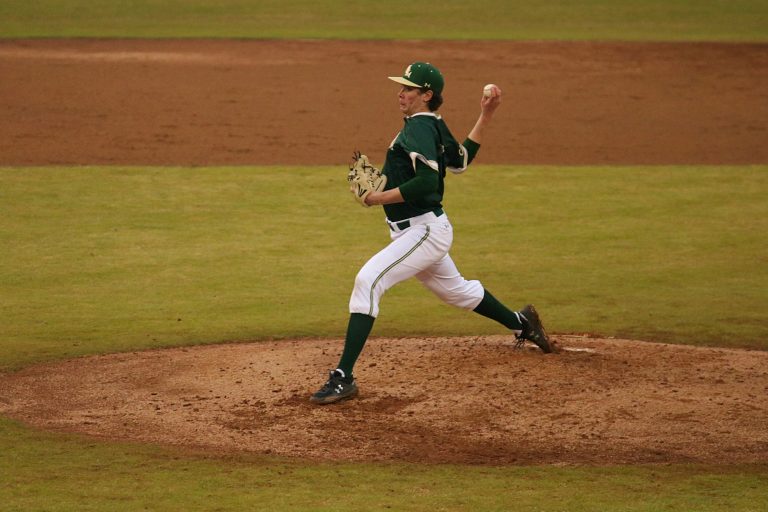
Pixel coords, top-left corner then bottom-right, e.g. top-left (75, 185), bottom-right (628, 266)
top-left (515, 304), bottom-right (557, 353)
top-left (310, 370), bottom-right (359, 405)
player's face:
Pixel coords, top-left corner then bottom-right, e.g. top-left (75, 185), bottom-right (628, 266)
top-left (398, 86), bottom-right (431, 116)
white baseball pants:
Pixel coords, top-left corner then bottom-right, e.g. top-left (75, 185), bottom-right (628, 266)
top-left (349, 211), bottom-right (485, 318)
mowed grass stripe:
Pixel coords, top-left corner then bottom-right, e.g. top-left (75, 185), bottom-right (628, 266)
top-left (0, 0), bottom-right (767, 41)
top-left (1, 165), bottom-right (766, 372)
top-left (1, 417), bottom-right (767, 512)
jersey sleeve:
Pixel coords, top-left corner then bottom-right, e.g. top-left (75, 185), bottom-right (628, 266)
top-left (462, 138), bottom-right (481, 166)
top-left (398, 159), bottom-right (440, 202)
top-left (436, 118), bottom-right (474, 174)
top-left (400, 120), bottom-right (440, 172)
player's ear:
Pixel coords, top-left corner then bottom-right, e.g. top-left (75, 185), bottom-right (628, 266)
top-left (421, 89), bottom-right (434, 102)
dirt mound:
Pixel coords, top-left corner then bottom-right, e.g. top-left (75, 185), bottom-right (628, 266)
top-left (1, 336), bottom-right (766, 465)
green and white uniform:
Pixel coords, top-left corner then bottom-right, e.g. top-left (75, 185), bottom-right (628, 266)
top-left (311, 61), bottom-right (534, 404)
top-left (382, 112), bottom-right (479, 221)
top-left (348, 112), bottom-right (485, 318)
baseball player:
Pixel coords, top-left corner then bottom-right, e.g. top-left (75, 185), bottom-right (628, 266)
top-left (311, 62), bottom-right (556, 405)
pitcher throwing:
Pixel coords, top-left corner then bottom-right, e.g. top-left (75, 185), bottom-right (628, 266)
top-left (311, 62), bottom-right (558, 405)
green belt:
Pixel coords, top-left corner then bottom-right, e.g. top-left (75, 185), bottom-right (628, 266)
top-left (389, 207), bottom-right (444, 231)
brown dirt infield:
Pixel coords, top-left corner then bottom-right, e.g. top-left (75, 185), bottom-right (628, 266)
top-left (1, 336), bottom-right (767, 465)
top-left (1, 39), bottom-right (767, 166)
top-left (1, 39), bottom-right (767, 465)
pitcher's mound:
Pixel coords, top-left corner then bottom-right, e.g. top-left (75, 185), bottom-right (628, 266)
top-left (1, 335), bottom-right (767, 465)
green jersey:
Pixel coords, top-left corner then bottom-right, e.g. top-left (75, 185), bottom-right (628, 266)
top-left (382, 112), bottom-right (480, 222)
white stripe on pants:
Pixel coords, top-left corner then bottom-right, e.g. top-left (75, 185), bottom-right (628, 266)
top-left (349, 214), bottom-right (485, 318)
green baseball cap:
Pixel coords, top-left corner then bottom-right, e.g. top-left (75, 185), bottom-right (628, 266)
top-left (388, 62), bottom-right (444, 95)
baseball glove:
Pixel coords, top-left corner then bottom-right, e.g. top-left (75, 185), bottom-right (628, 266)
top-left (348, 151), bottom-right (387, 207)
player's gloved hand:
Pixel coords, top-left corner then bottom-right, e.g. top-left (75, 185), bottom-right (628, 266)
top-left (348, 151), bottom-right (387, 207)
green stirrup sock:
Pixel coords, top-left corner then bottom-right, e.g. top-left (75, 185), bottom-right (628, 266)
top-left (473, 289), bottom-right (524, 331)
top-left (337, 313), bottom-right (375, 379)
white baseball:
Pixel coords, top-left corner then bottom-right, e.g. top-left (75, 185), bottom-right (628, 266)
top-left (483, 84), bottom-right (497, 97)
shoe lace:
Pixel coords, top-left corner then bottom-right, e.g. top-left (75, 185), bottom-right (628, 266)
top-left (514, 310), bottom-right (532, 350)
top-left (320, 372), bottom-right (344, 391)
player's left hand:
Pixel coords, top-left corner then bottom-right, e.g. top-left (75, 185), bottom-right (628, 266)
top-left (348, 151), bottom-right (387, 207)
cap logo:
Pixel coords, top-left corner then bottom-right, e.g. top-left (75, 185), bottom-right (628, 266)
top-left (404, 65), bottom-right (412, 78)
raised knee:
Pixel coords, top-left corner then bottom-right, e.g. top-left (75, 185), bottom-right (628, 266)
top-left (354, 271), bottom-right (375, 292)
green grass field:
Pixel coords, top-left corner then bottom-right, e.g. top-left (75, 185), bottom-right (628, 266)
top-left (2, 2), bottom-right (768, 509)
top-left (0, 0), bottom-right (767, 41)
top-left (2, 418), bottom-right (766, 512)
top-left (2, 166), bottom-right (766, 371)
top-left (2, 166), bottom-right (767, 510)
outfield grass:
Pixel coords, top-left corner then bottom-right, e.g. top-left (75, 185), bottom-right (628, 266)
top-left (2, 165), bottom-right (766, 372)
top-left (2, 164), bottom-right (767, 510)
top-left (2, 418), bottom-right (767, 512)
top-left (0, 0), bottom-right (766, 41)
